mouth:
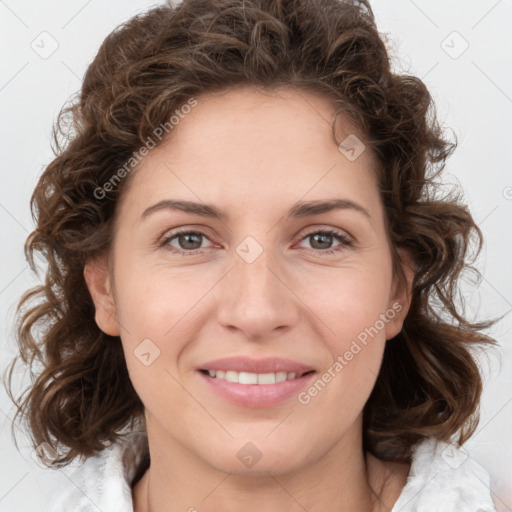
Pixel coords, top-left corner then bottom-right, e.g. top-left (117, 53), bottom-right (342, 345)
top-left (196, 368), bottom-right (317, 408)
top-left (198, 368), bottom-right (315, 384)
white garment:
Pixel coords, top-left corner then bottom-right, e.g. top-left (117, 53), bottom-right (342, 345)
top-left (46, 430), bottom-right (498, 512)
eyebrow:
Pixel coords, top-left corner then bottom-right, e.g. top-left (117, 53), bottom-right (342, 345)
top-left (141, 198), bottom-right (371, 222)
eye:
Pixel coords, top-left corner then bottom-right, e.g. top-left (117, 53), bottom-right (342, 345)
top-left (296, 228), bottom-right (353, 255)
top-left (159, 230), bottom-right (214, 255)
top-left (159, 227), bottom-right (353, 256)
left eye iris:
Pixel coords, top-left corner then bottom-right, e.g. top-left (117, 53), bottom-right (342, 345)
top-left (299, 229), bottom-right (352, 254)
top-left (309, 232), bottom-right (335, 250)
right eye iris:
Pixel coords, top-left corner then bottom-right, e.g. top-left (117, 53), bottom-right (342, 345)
top-left (175, 232), bottom-right (203, 250)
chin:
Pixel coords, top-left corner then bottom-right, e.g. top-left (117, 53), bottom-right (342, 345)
top-left (200, 437), bottom-right (310, 477)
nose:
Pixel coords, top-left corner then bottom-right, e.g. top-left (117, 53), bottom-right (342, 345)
top-left (216, 247), bottom-right (301, 342)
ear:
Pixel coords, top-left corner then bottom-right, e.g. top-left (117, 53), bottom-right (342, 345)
top-left (83, 253), bottom-right (121, 337)
top-left (385, 246), bottom-right (416, 340)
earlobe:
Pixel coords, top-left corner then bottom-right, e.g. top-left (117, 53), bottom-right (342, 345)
top-left (385, 247), bottom-right (416, 340)
top-left (83, 254), bottom-right (121, 337)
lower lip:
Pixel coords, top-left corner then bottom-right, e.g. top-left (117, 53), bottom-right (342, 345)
top-left (197, 370), bottom-right (317, 408)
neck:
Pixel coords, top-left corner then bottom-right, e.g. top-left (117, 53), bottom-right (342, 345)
top-left (132, 413), bottom-right (403, 512)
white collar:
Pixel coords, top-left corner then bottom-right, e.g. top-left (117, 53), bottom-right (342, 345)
top-left (47, 430), bottom-right (497, 512)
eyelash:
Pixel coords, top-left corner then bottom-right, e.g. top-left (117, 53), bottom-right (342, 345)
top-left (158, 228), bottom-right (354, 256)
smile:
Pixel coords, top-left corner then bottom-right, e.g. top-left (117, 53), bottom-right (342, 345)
top-left (200, 369), bottom-right (312, 384)
top-left (197, 369), bottom-right (317, 408)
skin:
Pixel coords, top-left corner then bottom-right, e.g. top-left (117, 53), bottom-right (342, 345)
top-left (84, 85), bottom-right (415, 512)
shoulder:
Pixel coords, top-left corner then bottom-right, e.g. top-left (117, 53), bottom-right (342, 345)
top-left (390, 437), bottom-right (498, 512)
top-left (45, 430), bottom-right (149, 512)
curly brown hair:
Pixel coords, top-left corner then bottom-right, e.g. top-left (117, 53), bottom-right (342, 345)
top-left (4, 0), bottom-right (500, 468)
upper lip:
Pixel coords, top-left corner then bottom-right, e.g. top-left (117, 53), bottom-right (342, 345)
top-left (198, 356), bottom-right (315, 375)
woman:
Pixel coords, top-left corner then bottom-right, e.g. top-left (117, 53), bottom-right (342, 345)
top-left (5, 0), bottom-right (501, 510)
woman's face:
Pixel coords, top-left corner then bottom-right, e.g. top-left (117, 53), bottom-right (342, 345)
top-left (86, 85), bottom-right (413, 475)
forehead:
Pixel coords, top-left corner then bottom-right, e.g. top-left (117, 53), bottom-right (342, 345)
top-left (116, 85), bottom-right (382, 223)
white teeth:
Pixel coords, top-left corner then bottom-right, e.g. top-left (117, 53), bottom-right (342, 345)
top-left (204, 369), bottom-right (302, 384)
top-left (239, 371), bottom-right (258, 384)
top-left (275, 371), bottom-right (288, 383)
top-left (225, 370), bottom-right (238, 383)
top-left (258, 372), bottom-right (276, 384)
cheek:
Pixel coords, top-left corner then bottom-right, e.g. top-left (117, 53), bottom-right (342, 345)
top-left (307, 265), bottom-right (392, 403)
top-left (314, 262), bottom-right (393, 338)
top-left (114, 261), bottom-right (197, 335)
top-left (111, 265), bottom-right (189, 380)
top-left (115, 246), bottom-right (394, 353)
top-left (112, 261), bottom-right (221, 392)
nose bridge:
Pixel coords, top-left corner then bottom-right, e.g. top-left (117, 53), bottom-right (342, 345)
top-left (216, 237), bottom-right (299, 340)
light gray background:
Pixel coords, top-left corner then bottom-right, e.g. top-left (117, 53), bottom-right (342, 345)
top-left (1, 1), bottom-right (511, 510)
